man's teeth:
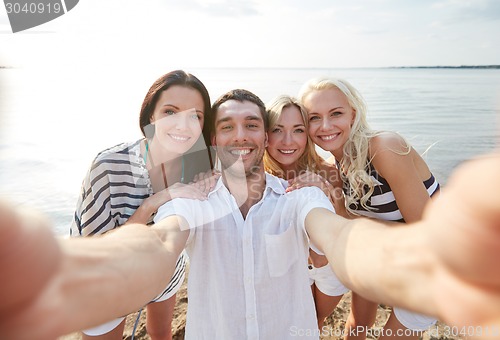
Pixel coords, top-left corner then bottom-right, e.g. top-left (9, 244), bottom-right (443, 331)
top-left (279, 150), bottom-right (295, 154)
top-left (230, 149), bottom-right (251, 156)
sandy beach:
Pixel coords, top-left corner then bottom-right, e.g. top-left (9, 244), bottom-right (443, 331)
top-left (59, 267), bottom-right (462, 340)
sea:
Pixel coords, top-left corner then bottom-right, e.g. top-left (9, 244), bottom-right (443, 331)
top-left (1, 67), bottom-right (499, 236)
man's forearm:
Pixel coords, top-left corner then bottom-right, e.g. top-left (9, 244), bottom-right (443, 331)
top-left (0, 212), bottom-right (186, 340)
top-left (307, 208), bottom-right (438, 316)
top-left (56, 224), bottom-right (181, 333)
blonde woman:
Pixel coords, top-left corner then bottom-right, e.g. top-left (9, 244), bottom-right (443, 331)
top-left (264, 95), bottom-right (348, 328)
top-left (299, 77), bottom-right (440, 339)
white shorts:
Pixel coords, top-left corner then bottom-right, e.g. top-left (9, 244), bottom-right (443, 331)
top-left (394, 307), bottom-right (437, 331)
top-left (308, 263), bottom-right (349, 297)
top-left (82, 251), bottom-right (187, 336)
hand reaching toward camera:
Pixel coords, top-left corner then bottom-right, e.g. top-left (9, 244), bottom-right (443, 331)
top-left (423, 153), bottom-right (500, 330)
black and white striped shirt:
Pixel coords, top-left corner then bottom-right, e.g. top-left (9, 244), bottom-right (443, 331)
top-left (71, 138), bottom-right (213, 236)
top-left (343, 163), bottom-right (440, 222)
top-left (71, 139), bottom-right (153, 236)
top-left (70, 139), bottom-right (198, 301)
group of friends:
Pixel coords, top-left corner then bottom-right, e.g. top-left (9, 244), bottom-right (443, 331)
top-left (1, 70), bottom-right (499, 340)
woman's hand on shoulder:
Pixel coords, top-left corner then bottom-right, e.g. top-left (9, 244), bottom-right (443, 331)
top-left (319, 160), bottom-right (343, 189)
top-left (286, 169), bottom-right (348, 217)
top-left (319, 162), bottom-right (350, 217)
top-left (162, 182), bottom-right (209, 201)
top-left (286, 170), bottom-right (331, 194)
top-left (191, 169), bottom-right (221, 195)
top-left (128, 176), bottom-right (218, 225)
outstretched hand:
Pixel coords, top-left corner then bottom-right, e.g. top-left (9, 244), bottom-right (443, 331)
top-left (0, 202), bottom-right (62, 339)
top-left (423, 152), bottom-right (500, 330)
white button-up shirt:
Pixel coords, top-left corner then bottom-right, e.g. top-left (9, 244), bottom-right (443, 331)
top-left (155, 173), bottom-right (334, 339)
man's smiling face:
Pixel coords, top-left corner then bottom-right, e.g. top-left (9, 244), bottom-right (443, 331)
top-left (212, 99), bottom-right (268, 178)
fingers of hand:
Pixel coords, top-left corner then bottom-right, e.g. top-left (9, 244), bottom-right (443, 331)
top-left (170, 185), bottom-right (207, 200)
top-left (286, 183), bottom-right (303, 192)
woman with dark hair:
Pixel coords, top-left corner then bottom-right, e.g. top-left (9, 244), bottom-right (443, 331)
top-left (70, 70), bottom-right (215, 340)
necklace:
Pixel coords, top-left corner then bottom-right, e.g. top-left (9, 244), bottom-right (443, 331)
top-left (143, 140), bottom-right (185, 188)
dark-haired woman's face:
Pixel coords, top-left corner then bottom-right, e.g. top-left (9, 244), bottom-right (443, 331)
top-left (148, 85), bottom-right (205, 155)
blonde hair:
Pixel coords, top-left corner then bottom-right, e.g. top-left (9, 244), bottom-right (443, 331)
top-left (264, 95), bottom-right (323, 179)
top-left (299, 77), bottom-right (409, 214)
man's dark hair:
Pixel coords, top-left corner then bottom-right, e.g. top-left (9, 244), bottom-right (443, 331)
top-left (209, 89), bottom-right (268, 137)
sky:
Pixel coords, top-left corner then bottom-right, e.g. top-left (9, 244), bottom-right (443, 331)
top-left (0, 0), bottom-right (499, 69)
top-left (0, 0), bottom-right (499, 231)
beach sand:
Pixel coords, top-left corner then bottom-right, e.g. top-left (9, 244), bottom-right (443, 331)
top-left (59, 270), bottom-right (462, 340)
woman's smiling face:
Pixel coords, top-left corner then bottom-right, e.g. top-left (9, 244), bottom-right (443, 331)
top-left (302, 88), bottom-right (355, 158)
top-left (267, 105), bottom-right (307, 170)
top-left (149, 85), bottom-right (205, 155)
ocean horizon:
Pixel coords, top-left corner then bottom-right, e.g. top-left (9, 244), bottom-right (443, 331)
top-left (1, 66), bottom-right (499, 235)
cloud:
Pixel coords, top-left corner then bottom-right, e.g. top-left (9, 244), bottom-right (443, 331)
top-left (432, 0), bottom-right (500, 22)
top-left (198, 0), bottom-right (261, 17)
top-left (160, 0), bottom-right (261, 17)
top-left (1, 0), bottom-right (499, 68)
top-left (0, 12), bottom-right (10, 25)
top-left (342, 24), bottom-right (390, 36)
top-left (464, 1), bottom-right (500, 20)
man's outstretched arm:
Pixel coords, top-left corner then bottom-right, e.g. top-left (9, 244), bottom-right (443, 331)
top-left (306, 152), bottom-right (500, 331)
top-left (0, 203), bottom-right (189, 340)
top-left (305, 207), bottom-right (438, 317)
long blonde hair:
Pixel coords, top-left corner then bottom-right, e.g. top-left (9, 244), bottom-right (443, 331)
top-left (299, 78), bottom-right (391, 213)
top-left (264, 95), bottom-right (323, 179)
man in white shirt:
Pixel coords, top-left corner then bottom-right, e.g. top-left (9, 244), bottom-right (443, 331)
top-left (153, 89), bottom-right (336, 338)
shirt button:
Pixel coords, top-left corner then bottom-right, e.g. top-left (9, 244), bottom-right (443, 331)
top-left (248, 314), bottom-right (255, 320)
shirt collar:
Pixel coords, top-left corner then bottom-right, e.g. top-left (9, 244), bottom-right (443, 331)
top-left (208, 176), bottom-right (226, 197)
top-left (208, 172), bottom-right (287, 198)
top-left (265, 173), bottom-right (287, 195)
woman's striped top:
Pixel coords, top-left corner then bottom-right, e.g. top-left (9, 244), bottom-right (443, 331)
top-left (71, 139), bottom-right (154, 236)
top-left (70, 139), bottom-right (213, 236)
top-left (70, 139), bottom-right (192, 301)
top-left (342, 162), bottom-right (440, 222)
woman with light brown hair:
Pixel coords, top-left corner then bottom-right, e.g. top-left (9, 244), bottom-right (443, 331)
top-left (264, 94), bottom-right (348, 328)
